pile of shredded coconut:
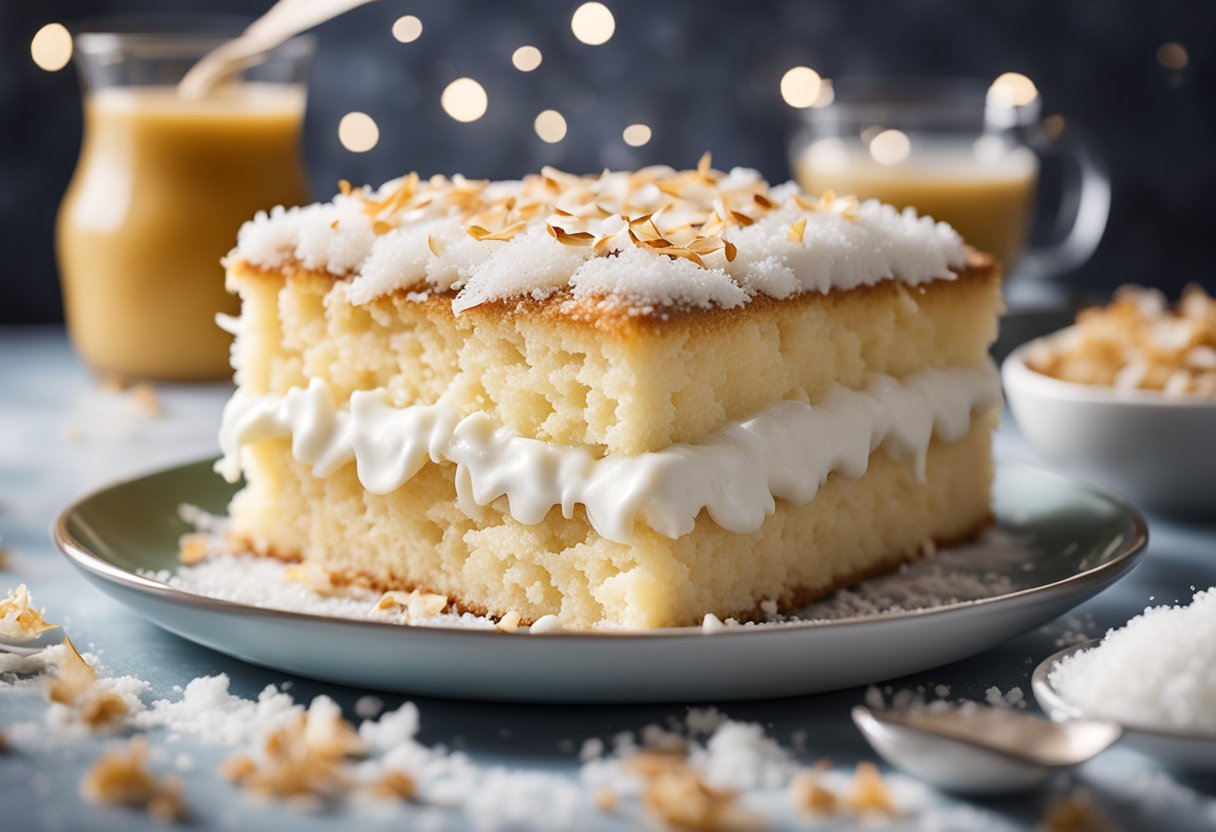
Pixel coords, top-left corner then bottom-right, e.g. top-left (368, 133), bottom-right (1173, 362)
top-left (229, 156), bottom-right (966, 316)
top-left (1048, 588), bottom-right (1216, 734)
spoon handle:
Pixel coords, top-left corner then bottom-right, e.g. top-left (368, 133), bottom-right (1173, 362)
top-left (178, 0), bottom-right (379, 100)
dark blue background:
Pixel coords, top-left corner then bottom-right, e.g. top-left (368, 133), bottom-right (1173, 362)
top-left (3, 0), bottom-right (1214, 323)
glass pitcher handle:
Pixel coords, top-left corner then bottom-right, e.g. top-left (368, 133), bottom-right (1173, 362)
top-left (1018, 123), bottom-right (1111, 281)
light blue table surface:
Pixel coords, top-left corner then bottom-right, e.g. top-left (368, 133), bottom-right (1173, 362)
top-left (2, 326), bottom-right (1214, 831)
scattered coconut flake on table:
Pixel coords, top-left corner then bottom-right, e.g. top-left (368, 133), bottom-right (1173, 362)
top-left (134, 673), bottom-right (301, 745)
top-left (8, 626), bottom-right (1199, 830)
top-left (143, 552), bottom-right (495, 630)
top-left (1047, 587), bottom-right (1216, 734)
top-left (787, 529), bottom-right (1026, 623)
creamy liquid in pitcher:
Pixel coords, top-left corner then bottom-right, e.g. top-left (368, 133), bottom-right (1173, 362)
top-left (795, 137), bottom-right (1038, 271)
top-left (56, 84), bottom-right (310, 380)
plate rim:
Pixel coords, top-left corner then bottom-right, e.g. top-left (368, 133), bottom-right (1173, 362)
top-left (52, 457), bottom-right (1148, 642)
top-left (1032, 639), bottom-right (1216, 745)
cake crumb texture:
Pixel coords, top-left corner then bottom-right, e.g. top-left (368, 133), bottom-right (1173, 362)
top-left (228, 260), bottom-right (999, 455)
top-left (228, 424), bottom-right (992, 629)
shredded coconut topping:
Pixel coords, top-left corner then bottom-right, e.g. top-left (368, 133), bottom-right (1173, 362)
top-left (231, 155), bottom-right (967, 316)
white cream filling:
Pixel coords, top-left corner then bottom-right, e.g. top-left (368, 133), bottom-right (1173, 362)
top-left (217, 363), bottom-right (1001, 543)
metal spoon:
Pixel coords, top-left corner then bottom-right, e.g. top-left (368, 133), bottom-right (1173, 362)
top-left (852, 704), bottom-right (1121, 795)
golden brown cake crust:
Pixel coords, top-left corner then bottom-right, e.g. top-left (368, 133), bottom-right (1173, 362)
top-left (228, 247), bottom-right (997, 337)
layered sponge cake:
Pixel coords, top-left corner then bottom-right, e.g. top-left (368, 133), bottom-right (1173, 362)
top-left (217, 157), bottom-right (1002, 629)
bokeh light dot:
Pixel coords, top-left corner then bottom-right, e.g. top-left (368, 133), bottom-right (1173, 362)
top-left (512, 45), bottom-right (543, 72)
top-left (441, 78), bottom-right (488, 123)
top-left (31, 23), bottom-right (72, 72)
top-left (989, 72), bottom-right (1038, 107)
top-left (622, 123), bottom-right (652, 147)
top-left (869, 129), bottom-right (911, 165)
top-left (571, 3), bottom-right (615, 46)
top-left (1157, 42), bottom-right (1188, 71)
top-left (534, 110), bottom-right (568, 143)
top-left (811, 79), bottom-right (835, 108)
top-left (391, 15), bottom-right (423, 43)
top-left (338, 112), bottom-right (380, 153)
top-left (780, 66), bottom-right (822, 108)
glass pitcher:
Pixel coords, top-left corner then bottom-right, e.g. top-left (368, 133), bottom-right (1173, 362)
top-left (790, 77), bottom-right (1110, 283)
top-left (56, 21), bottom-right (313, 381)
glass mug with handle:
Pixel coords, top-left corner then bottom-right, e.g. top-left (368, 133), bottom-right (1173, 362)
top-left (790, 76), bottom-right (1109, 282)
top-left (56, 19), bottom-right (314, 381)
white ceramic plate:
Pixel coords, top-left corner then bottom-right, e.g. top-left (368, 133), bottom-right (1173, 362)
top-left (55, 459), bottom-right (1145, 703)
top-left (1032, 640), bottom-right (1216, 775)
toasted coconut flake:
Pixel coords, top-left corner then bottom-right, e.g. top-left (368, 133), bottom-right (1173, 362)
top-left (593, 788), bottom-right (618, 812)
top-left (723, 240), bottom-right (737, 262)
top-left (553, 230), bottom-right (596, 247)
top-left (219, 755), bottom-right (257, 783)
top-left (696, 151), bottom-right (713, 178)
top-left (685, 237), bottom-right (724, 255)
top-left (495, 610), bottom-right (522, 633)
top-left (699, 216), bottom-right (727, 238)
top-left (844, 762), bottom-right (897, 816)
top-left (81, 694), bottom-right (132, 729)
top-left (788, 217), bottom-right (807, 243)
top-left (426, 234), bottom-right (443, 257)
top-left (221, 700), bottom-right (366, 803)
top-left (337, 179), bottom-right (352, 196)
top-left (45, 637), bottom-right (130, 729)
top-left (372, 220), bottom-right (394, 235)
top-left (663, 248), bottom-right (707, 268)
top-left (0, 583), bottom-right (58, 640)
top-left (370, 769), bottom-right (417, 801)
top-left (626, 750), bottom-right (689, 778)
top-left (481, 221), bottom-right (529, 242)
top-left (283, 563), bottom-right (337, 595)
top-left (1041, 788), bottom-right (1110, 832)
top-left (790, 761), bottom-right (837, 816)
top-left (177, 534), bottom-right (210, 566)
top-left (730, 211), bottom-right (755, 227)
top-left (47, 636), bottom-right (97, 704)
top-left (373, 590), bottom-right (449, 622)
top-left (627, 749), bottom-right (759, 832)
top-left (753, 193), bottom-right (776, 209)
top-left (82, 737), bottom-right (186, 823)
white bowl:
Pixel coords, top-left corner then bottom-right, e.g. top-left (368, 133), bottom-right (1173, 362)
top-left (1002, 335), bottom-right (1216, 516)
